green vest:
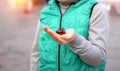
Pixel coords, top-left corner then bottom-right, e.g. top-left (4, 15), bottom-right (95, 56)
top-left (38, 0), bottom-right (106, 71)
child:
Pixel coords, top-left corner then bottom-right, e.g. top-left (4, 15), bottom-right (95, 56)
top-left (31, 0), bottom-right (109, 71)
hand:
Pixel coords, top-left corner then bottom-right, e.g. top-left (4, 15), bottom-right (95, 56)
top-left (43, 26), bottom-right (75, 44)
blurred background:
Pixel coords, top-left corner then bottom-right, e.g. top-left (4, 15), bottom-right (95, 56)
top-left (0, 0), bottom-right (120, 71)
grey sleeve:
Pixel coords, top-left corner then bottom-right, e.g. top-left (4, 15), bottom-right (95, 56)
top-left (68, 4), bottom-right (109, 67)
top-left (30, 21), bottom-right (40, 71)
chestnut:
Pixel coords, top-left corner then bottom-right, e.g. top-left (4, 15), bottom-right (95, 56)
top-left (56, 28), bottom-right (65, 35)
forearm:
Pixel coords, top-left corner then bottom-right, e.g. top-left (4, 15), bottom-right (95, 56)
top-left (68, 33), bottom-right (105, 66)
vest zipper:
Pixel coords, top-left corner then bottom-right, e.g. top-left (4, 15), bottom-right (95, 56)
top-left (57, 3), bottom-right (72, 71)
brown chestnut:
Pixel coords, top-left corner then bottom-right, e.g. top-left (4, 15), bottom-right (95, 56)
top-left (56, 28), bottom-right (65, 35)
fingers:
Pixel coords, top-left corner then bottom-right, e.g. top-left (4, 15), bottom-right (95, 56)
top-left (43, 26), bottom-right (60, 40)
top-left (43, 26), bottom-right (74, 44)
top-left (43, 26), bottom-right (61, 40)
top-left (43, 26), bottom-right (56, 36)
top-left (43, 26), bottom-right (49, 31)
top-left (43, 26), bottom-right (67, 44)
